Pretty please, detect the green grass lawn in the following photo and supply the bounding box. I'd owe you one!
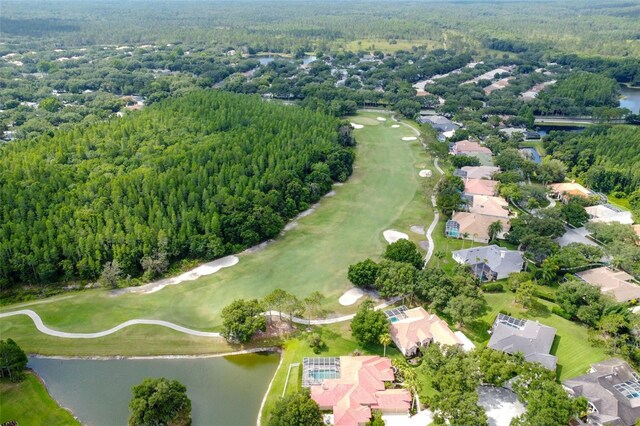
[0,372,80,425]
[0,112,435,356]
[465,291,608,381]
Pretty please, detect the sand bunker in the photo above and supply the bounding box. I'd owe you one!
[383,230,409,244]
[410,225,425,235]
[391,124,400,128]
[350,122,364,129]
[377,117,387,121]
[402,136,417,141]
[339,288,365,306]
[128,256,239,294]
[419,169,432,178]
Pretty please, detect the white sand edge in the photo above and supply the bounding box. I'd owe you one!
[391,124,400,128]
[383,229,409,244]
[126,255,239,294]
[419,169,432,177]
[339,288,365,306]
[377,117,387,121]
[350,122,364,129]
[402,136,417,141]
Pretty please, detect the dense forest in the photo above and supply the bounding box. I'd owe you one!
[1,0,639,57]
[544,125,640,194]
[0,90,354,286]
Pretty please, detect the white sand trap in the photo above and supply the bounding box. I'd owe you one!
[377,117,387,121]
[325,190,336,197]
[410,225,425,235]
[383,230,409,244]
[350,122,364,129]
[339,288,365,306]
[391,124,400,128]
[419,169,432,178]
[127,256,239,294]
[402,136,417,141]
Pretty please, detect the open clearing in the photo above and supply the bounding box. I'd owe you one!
[0,112,431,356]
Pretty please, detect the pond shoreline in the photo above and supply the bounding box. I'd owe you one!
[28,346,281,360]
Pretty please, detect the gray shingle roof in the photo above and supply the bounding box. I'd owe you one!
[488,314,557,370]
[564,359,640,426]
[452,245,523,278]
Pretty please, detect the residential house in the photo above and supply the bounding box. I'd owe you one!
[455,166,500,180]
[586,204,634,225]
[564,358,640,426]
[450,140,494,166]
[387,306,471,357]
[464,178,499,196]
[484,77,514,95]
[445,212,510,243]
[488,313,557,370]
[418,115,460,133]
[549,182,594,203]
[308,356,412,426]
[575,267,640,303]
[467,195,511,218]
[452,245,524,281]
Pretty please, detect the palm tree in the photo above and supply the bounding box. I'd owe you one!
[461,232,470,249]
[435,251,445,267]
[488,221,504,243]
[379,333,392,357]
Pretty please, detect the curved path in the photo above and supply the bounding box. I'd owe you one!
[0,296,403,339]
[434,158,444,175]
[0,309,221,339]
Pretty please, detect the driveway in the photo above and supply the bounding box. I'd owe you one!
[555,226,598,247]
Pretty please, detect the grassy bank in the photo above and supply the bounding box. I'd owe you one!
[0,372,80,425]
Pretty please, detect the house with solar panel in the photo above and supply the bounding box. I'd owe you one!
[303,356,412,426]
[487,313,557,370]
[563,359,640,426]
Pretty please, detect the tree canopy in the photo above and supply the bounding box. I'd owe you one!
[268,390,323,426]
[0,90,353,287]
[129,377,191,426]
[221,299,266,343]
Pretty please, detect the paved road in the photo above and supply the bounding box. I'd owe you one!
[0,309,222,338]
[0,296,404,339]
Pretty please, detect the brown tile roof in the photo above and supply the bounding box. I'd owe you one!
[389,307,463,356]
[575,267,640,303]
[451,212,511,242]
[451,140,492,155]
[464,178,498,196]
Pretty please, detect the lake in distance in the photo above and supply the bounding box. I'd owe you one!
[29,353,279,426]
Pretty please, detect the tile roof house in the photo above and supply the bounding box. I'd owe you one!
[467,195,511,218]
[388,307,467,357]
[445,212,510,243]
[309,356,411,426]
[575,267,640,303]
[450,140,492,156]
[564,358,640,426]
[586,204,634,225]
[488,314,557,370]
[549,182,594,202]
[464,178,499,196]
[452,245,524,281]
[455,166,500,180]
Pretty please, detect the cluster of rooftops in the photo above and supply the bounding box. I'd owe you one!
[303,307,640,426]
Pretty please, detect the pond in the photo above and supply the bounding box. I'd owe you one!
[28,352,279,426]
[620,85,640,114]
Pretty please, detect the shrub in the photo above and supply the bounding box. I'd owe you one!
[552,306,572,320]
[481,283,504,293]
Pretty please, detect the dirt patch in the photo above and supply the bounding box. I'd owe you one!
[419,241,430,251]
[410,225,425,235]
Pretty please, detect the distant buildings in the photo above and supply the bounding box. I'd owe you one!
[450,140,494,166]
[452,245,524,281]
[585,204,634,225]
[455,166,499,180]
[575,267,640,303]
[564,358,640,426]
[307,356,411,426]
[386,306,472,357]
[488,313,557,370]
[483,77,514,95]
[445,212,510,243]
[463,178,499,197]
[520,80,556,101]
[549,182,594,203]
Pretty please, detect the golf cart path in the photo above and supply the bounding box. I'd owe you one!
[0,297,402,339]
